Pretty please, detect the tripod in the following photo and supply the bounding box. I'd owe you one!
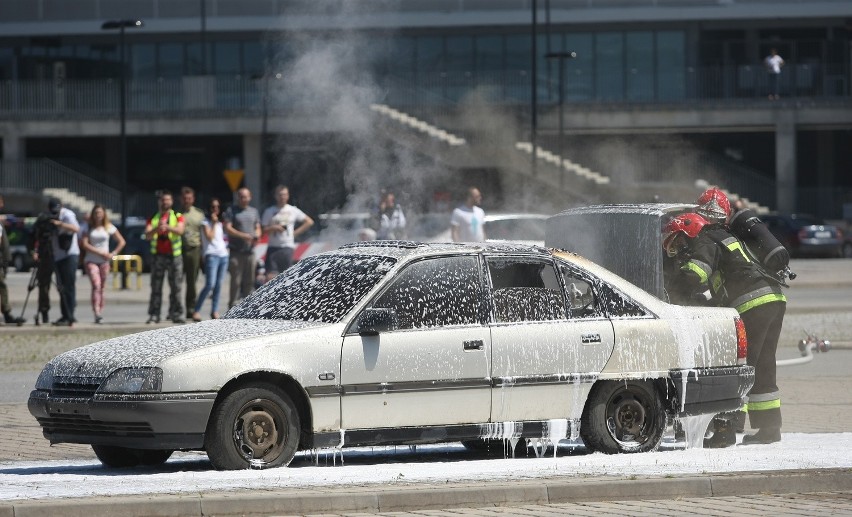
[20,224,69,326]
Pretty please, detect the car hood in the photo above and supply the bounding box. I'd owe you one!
[44,319,326,379]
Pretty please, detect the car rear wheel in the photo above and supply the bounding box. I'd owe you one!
[580,380,665,454]
[205,384,300,470]
[92,445,173,467]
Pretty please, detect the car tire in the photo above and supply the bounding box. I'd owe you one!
[580,380,665,454]
[843,242,852,259]
[12,254,27,273]
[205,383,300,470]
[92,445,173,468]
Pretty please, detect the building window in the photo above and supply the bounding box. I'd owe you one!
[657,30,685,100]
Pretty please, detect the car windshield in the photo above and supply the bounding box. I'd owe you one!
[225,254,397,322]
[791,215,824,227]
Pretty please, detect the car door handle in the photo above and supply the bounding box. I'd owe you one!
[581,333,601,344]
[464,340,484,351]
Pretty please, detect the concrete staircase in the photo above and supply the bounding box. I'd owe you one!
[370,104,467,146]
[42,187,120,221]
[514,142,610,185]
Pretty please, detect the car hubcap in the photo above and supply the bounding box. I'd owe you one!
[233,399,286,465]
[607,392,649,445]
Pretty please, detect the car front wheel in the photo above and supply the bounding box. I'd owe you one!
[205,383,300,470]
[580,380,665,454]
[92,445,173,467]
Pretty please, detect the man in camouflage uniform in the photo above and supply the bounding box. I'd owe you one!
[145,190,185,324]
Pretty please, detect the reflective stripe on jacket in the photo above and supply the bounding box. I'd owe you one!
[681,225,785,313]
[150,211,182,257]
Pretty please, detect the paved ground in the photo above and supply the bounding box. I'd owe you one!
[0,258,850,516]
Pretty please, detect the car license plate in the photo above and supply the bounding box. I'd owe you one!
[814,231,831,238]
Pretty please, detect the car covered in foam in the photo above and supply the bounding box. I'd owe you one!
[29,240,753,470]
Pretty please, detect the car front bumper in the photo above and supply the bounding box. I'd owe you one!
[668,365,755,417]
[28,389,217,450]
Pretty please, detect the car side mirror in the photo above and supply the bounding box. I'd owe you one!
[357,308,398,336]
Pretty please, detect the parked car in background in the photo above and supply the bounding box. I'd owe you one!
[760,213,843,258]
[29,241,753,470]
[120,218,152,272]
[420,212,549,245]
[2,215,36,272]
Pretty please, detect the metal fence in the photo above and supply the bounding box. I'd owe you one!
[1,63,848,119]
[0,159,121,215]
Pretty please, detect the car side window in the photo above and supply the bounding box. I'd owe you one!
[598,282,647,318]
[488,257,566,323]
[558,266,603,319]
[370,256,482,330]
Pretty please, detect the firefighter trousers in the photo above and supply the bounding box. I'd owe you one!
[740,300,786,429]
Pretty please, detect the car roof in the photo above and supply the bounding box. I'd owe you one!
[330,240,553,261]
[484,213,549,222]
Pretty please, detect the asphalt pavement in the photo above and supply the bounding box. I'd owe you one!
[0,258,850,516]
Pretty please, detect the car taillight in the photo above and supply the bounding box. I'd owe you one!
[735,317,748,365]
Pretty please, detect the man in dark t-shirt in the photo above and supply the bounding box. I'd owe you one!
[223,187,261,309]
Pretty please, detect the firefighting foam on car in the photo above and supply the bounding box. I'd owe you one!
[29,204,757,470]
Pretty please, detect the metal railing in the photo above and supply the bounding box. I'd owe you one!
[1,63,848,119]
[0,159,121,215]
[2,0,849,24]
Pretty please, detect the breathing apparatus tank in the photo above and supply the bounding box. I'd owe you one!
[728,208,791,278]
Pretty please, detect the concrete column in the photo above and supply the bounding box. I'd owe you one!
[816,131,834,216]
[2,134,25,162]
[1,134,25,188]
[775,111,797,213]
[242,133,263,208]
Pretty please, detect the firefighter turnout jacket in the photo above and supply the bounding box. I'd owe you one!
[675,223,786,430]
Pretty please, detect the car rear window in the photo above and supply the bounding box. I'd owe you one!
[225,254,397,323]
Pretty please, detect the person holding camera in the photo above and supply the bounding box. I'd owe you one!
[33,198,80,326]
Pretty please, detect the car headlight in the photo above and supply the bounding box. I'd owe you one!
[98,367,163,394]
[34,364,55,390]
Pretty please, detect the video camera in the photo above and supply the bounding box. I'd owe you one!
[33,212,59,237]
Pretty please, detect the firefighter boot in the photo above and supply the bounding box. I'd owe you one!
[741,426,781,445]
[3,311,25,326]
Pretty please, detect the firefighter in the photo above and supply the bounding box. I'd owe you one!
[663,211,786,445]
[695,186,732,224]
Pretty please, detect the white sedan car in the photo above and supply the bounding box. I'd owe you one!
[29,241,753,470]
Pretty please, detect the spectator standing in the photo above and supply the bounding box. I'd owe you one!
[224,187,261,308]
[261,185,314,282]
[46,198,80,326]
[451,187,486,242]
[0,195,25,325]
[376,190,406,240]
[180,186,205,320]
[145,190,185,324]
[81,205,125,324]
[192,198,229,321]
[764,48,784,100]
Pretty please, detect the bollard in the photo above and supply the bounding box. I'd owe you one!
[111,254,144,290]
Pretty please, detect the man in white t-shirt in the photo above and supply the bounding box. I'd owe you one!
[451,187,486,243]
[261,185,314,281]
[764,48,784,100]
